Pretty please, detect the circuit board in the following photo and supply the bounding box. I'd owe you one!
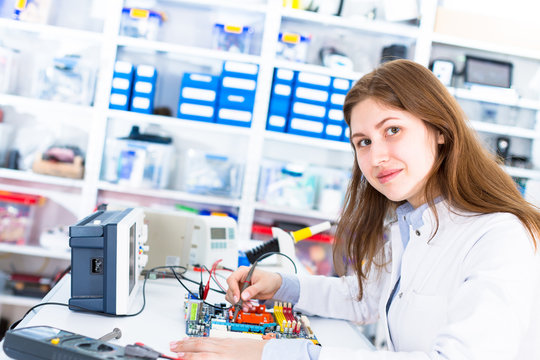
[184,295,320,345]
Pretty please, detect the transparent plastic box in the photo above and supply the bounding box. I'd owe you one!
[0,191,44,245]
[182,149,244,198]
[213,23,254,54]
[276,32,311,63]
[120,8,165,41]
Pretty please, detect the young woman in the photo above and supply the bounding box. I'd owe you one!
[170,59,540,359]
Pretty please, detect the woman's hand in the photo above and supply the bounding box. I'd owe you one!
[225,266,282,312]
[170,337,267,360]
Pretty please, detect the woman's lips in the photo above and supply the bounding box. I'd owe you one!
[377,169,402,184]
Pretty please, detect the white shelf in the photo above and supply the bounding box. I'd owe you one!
[448,87,540,111]
[281,8,420,39]
[255,202,339,221]
[107,109,252,137]
[504,166,540,181]
[98,181,242,208]
[274,59,363,80]
[0,294,41,307]
[162,0,267,13]
[0,18,103,42]
[0,168,85,188]
[432,32,540,61]
[264,131,352,152]
[470,121,539,140]
[116,36,262,64]
[0,243,70,260]
[0,93,95,122]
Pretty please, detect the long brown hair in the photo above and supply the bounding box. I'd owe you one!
[334,59,540,299]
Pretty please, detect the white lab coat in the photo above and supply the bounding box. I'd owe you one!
[294,201,540,359]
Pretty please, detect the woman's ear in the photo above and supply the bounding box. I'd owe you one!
[437,132,444,145]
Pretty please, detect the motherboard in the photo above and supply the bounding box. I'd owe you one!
[184,296,320,344]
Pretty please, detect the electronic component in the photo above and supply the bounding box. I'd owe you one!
[464,55,513,88]
[3,326,135,360]
[184,296,320,345]
[69,208,148,315]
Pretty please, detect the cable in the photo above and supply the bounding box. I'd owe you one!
[169,267,230,310]
[254,251,298,274]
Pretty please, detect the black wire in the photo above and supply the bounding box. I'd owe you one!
[254,251,298,274]
[203,265,226,293]
[169,267,229,310]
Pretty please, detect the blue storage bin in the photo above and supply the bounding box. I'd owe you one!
[287,117,324,138]
[222,61,259,79]
[342,125,350,142]
[218,88,255,110]
[326,107,345,125]
[132,80,155,97]
[329,92,346,108]
[111,76,132,96]
[109,92,130,111]
[267,114,287,132]
[295,71,331,90]
[272,82,292,99]
[221,75,257,92]
[178,101,216,122]
[293,86,330,105]
[324,123,343,141]
[114,61,134,79]
[269,96,291,116]
[131,95,153,114]
[216,107,252,127]
[331,77,352,93]
[274,68,295,85]
[290,101,326,121]
[135,64,157,82]
[181,73,220,90]
[179,85,218,106]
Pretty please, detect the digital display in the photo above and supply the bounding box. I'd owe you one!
[210,227,226,240]
[465,56,512,88]
[129,223,136,294]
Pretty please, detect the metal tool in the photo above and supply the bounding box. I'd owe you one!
[232,262,257,322]
[98,328,122,342]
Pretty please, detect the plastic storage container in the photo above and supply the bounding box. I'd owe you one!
[0,191,44,245]
[120,8,165,41]
[213,24,254,54]
[276,32,311,63]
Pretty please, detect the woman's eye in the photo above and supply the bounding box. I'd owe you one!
[358,139,371,147]
[386,127,400,136]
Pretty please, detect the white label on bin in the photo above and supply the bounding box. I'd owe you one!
[290,118,323,133]
[293,102,326,118]
[224,61,258,75]
[137,65,156,78]
[189,74,212,83]
[328,108,344,121]
[295,87,329,102]
[344,126,350,139]
[132,97,150,109]
[219,108,252,122]
[333,78,350,91]
[298,72,331,87]
[222,77,256,91]
[330,93,346,106]
[182,87,216,101]
[227,95,245,103]
[135,81,153,94]
[115,61,133,74]
[110,93,128,105]
[180,103,214,117]
[274,84,291,96]
[112,78,130,90]
[269,115,286,127]
[276,69,294,81]
[326,124,343,136]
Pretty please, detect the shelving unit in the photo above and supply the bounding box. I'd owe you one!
[1,0,540,312]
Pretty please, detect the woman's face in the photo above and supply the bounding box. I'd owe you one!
[350,98,443,208]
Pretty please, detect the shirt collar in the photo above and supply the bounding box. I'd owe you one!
[396,196,444,230]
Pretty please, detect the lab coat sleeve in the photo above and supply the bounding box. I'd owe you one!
[294,269,387,324]
[314,216,539,360]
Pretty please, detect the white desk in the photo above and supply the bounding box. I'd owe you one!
[1,273,374,359]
